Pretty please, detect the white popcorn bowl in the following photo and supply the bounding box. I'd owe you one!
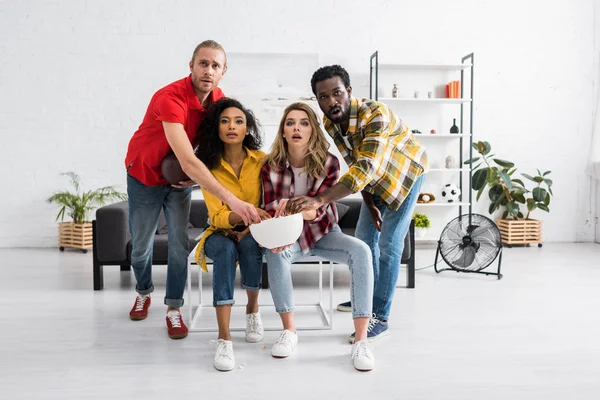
[249,213,303,249]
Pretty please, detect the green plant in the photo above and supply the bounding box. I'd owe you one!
[465,141,553,219]
[46,172,127,224]
[413,213,431,229]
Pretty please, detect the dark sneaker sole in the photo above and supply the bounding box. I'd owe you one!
[168,333,188,340]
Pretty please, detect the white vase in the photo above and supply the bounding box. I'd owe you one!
[416,228,428,238]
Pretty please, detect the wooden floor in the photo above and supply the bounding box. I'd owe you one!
[0,243,599,399]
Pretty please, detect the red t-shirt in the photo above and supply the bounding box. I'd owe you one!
[125,75,225,186]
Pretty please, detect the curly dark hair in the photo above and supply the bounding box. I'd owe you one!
[310,65,351,95]
[196,98,263,170]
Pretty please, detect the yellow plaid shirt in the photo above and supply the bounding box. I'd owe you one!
[324,97,429,211]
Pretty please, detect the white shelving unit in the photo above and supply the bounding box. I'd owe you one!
[379,98,471,104]
[369,51,475,241]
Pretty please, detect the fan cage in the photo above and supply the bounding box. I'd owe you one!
[438,214,502,272]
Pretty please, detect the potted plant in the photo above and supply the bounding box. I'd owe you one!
[465,141,553,247]
[46,172,127,253]
[413,213,431,238]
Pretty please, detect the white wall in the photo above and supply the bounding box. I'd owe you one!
[0,0,596,247]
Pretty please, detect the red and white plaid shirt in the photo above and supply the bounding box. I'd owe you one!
[261,153,340,253]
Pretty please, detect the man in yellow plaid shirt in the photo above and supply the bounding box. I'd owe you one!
[288,65,428,345]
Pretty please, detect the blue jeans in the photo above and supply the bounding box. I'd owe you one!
[127,174,192,308]
[355,174,426,320]
[204,232,263,307]
[265,225,373,318]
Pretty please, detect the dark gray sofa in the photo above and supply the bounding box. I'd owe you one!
[92,198,415,290]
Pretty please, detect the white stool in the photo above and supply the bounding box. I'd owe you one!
[186,243,334,332]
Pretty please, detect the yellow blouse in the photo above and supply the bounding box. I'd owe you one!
[195,148,266,271]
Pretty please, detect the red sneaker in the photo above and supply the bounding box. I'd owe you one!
[166,310,188,339]
[129,295,151,320]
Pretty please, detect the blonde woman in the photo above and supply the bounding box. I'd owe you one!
[261,102,375,371]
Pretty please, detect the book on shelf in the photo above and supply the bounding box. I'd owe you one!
[446,80,461,99]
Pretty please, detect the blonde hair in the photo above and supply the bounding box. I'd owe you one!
[191,40,227,66]
[266,102,330,179]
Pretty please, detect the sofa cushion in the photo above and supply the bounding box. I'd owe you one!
[335,201,350,221]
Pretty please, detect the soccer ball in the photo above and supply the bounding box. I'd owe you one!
[440,184,461,203]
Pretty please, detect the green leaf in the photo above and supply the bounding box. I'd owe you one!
[502,210,509,219]
[493,159,515,169]
[472,168,489,191]
[488,184,503,202]
[543,170,551,176]
[512,178,525,187]
[532,187,547,202]
[507,168,517,176]
[537,169,542,176]
[534,176,544,183]
[548,186,553,196]
[472,163,482,170]
[513,192,526,203]
[498,171,513,190]
[464,157,480,165]
[482,141,492,155]
[506,202,519,217]
[527,198,537,211]
[544,193,550,206]
[476,185,485,201]
[522,173,536,182]
[489,202,497,215]
[517,212,524,218]
[537,204,549,212]
[543,178,553,187]
[472,142,480,151]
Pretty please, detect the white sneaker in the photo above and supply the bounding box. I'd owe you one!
[351,340,375,371]
[213,339,235,371]
[271,329,298,358]
[245,312,264,343]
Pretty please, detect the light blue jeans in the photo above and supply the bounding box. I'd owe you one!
[355,174,425,320]
[127,174,192,308]
[265,225,373,318]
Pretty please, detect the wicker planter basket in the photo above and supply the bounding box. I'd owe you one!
[59,222,93,253]
[496,218,543,248]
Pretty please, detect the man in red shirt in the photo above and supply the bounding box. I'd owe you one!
[125,40,261,340]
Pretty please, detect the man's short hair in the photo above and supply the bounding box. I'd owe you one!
[310,65,351,95]
[191,40,227,66]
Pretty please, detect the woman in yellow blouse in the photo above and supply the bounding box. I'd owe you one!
[195,98,270,372]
